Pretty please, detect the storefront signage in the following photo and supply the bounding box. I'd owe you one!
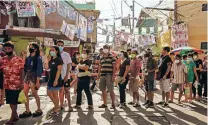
[77,14,87,41]
[63,40,80,47]
[43,0,57,14]
[16,2,36,17]
[171,23,188,49]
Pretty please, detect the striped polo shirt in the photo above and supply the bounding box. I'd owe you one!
[171,63,187,84]
[100,54,116,76]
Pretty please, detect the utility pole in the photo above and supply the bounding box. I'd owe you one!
[174,0,178,24]
[131,0,135,34]
[121,0,123,18]
[112,15,116,49]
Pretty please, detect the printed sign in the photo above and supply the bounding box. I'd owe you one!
[77,14,87,41]
[63,40,80,47]
[171,23,188,49]
[65,24,75,41]
[43,1,56,14]
[16,2,36,17]
[57,1,67,17]
[60,20,67,34]
[44,38,54,46]
[87,16,94,33]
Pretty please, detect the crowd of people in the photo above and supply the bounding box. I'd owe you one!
[0,41,207,125]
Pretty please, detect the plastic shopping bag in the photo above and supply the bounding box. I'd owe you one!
[184,84,190,94]
[18,90,27,103]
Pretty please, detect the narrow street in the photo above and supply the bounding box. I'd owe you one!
[0,84,207,125]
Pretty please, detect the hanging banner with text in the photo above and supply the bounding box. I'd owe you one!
[77,14,87,41]
[60,21,76,41]
[43,0,57,15]
[16,2,36,17]
[171,23,188,49]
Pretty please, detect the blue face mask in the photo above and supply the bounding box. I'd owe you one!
[59,46,64,52]
[187,58,193,61]
[50,51,57,57]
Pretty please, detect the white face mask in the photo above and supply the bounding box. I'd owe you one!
[103,49,109,54]
[175,60,180,64]
[81,54,87,59]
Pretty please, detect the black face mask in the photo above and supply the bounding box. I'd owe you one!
[29,48,35,53]
[5,51,13,56]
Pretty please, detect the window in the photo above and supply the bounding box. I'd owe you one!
[201,42,207,50]
[202,4,207,11]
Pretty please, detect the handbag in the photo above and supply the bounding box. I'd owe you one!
[18,90,27,103]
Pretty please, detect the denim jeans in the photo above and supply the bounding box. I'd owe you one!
[118,78,129,104]
[76,76,93,105]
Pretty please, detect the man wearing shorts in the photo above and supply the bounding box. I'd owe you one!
[170,54,187,104]
[98,45,116,109]
[157,47,172,107]
[56,40,73,112]
[0,43,24,124]
[143,52,157,108]
[129,50,141,107]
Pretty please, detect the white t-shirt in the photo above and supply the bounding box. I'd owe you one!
[61,51,72,79]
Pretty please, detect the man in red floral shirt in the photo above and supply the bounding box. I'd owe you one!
[0,42,24,125]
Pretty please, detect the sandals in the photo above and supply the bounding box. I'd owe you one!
[19,111,32,118]
[32,110,43,117]
[49,111,59,116]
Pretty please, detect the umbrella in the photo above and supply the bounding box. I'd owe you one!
[171,46,204,55]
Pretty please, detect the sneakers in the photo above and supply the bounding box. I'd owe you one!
[110,105,116,109]
[145,102,154,108]
[32,110,43,117]
[162,102,169,107]
[19,111,32,118]
[73,105,81,109]
[98,104,107,108]
[133,103,140,107]
[119,103,126,109]
[143,100,150,106]
[128,102,134,105]
[87,105,94,110]
[157,101,165,105]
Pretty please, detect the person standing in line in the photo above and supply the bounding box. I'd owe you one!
[74,49,93,109]
[47,46,63,116]
[202,55,207,98]
[19,43,43,118]
[91,49,103,91]
[143,52,158,108]
[56,40,73,112]
[98,45,116,109]
[157,47,172,107]
[71,51,80,94]
[0,44,5,106]
[183,53,198,103]
[193,52,203,100]
[117,51,130,108]
[170,54,187,104]
[0,43,24,124]
[127,49,132,57]
[128,50,141,107]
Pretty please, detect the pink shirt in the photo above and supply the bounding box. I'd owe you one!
[130,59,141,78]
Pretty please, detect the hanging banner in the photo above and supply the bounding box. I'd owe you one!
[66,6,76,20]
[43,1,56,14]
[87,16,94,33]
[63,40,80,47]
[57,1,67,17]
[65,24,75,41]
[3,1,16,15]
[60,20,67,33]
[44,38,54,46]
[171,23,188,49]
[16,2,36,17]
[77,14,87,41]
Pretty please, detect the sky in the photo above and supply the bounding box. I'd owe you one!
[94,0,174,43]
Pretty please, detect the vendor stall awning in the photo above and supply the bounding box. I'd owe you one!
[5,27,92,43]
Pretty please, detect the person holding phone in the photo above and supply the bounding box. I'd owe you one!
[19,43,43,118]
[47,46,63,116]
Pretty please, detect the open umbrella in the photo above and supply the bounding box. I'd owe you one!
[171,46,204,55]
